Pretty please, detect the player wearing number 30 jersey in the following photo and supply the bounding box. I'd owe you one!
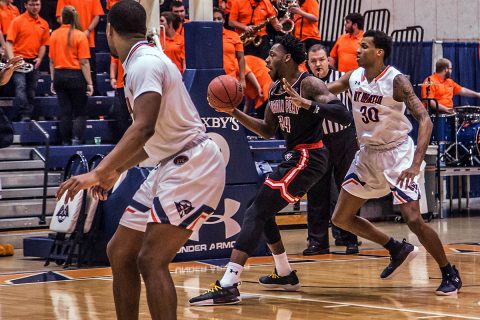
[323,30,461,296]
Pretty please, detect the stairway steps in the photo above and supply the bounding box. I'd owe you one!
[0,160,44,171]
[0,147,34,161]
[0,172,62,188]
[0,199,56,218]
[1,187,57,199]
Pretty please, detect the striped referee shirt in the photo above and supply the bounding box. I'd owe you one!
[320,69,352,135]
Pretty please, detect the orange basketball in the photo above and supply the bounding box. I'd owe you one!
[207,75,244,111]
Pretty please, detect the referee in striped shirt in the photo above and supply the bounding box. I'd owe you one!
[303,44,359,255]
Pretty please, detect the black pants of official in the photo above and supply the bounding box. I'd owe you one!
[235,146,329,256]
[306,126,359,246]
[53,69,88,145]
[110,88,132,142]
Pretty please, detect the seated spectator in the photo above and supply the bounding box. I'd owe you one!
[49,6,93,145]
[160,11,185,74]
[329,12,364,72]
[421,58,480,114]
[6,0,49,121]
[213,8,245,89]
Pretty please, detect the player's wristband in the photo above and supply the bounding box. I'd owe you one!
[308,99,342,114]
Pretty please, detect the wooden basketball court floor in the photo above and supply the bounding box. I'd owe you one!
[0,216,479,319]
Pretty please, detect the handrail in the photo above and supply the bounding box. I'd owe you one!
[30,120,50,225]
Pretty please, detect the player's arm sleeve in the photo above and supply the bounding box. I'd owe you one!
[308,99,352,125]
[127,55,164,101]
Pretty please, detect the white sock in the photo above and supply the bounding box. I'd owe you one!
[273,252,292,276]
[220,262,244,287]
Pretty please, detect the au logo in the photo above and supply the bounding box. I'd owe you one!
[175,200,194,218]
[56,205,69,223]
[190,198,241,242]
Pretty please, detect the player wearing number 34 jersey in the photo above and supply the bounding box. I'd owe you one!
[307,30,461,296]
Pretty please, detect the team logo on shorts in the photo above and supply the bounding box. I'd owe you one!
[56,205,69,223]
[408,182,419,194]
[174,155,189,165]
[175,200,195,218]
[284,152,293,161]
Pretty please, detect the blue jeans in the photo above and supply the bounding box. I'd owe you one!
[13,69,40,119]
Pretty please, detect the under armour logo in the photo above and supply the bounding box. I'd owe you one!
[229,269,239,275]
[56,205,69,223]
[355,81,361,85]
[190,198,241,242]
[175,200,194,218]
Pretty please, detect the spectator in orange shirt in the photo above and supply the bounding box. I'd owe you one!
[421,58,480,114]
[6,0,49,121]
[0,0,19,54]
[56,0,104,94]
[160,11,185,73]
[243,54,271,117]
[329,12,364,72]
[110,56,131,142]
[171,1,189,37]
[49,6,93,145]
[289,0,321,51]
[213,8,246,89]
[229,0,282,59]
[106,0,120,10]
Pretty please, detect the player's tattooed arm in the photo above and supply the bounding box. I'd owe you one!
[283,76,352,125]
[228,83,279,139]
[393,74,433,188]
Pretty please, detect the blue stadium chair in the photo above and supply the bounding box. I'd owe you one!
[36,74,52,96]
[95,32,109,53]
[96,52,111,74]
[39,47,50,72]
[87,96,114,118]
[97,16,107,33]
[96,73,114,96]
[34,96,59,118]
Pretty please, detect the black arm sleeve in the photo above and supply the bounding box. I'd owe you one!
[308,99,352,126]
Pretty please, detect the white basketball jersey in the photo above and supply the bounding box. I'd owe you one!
[349,66,412,146]
[123,41,205,162]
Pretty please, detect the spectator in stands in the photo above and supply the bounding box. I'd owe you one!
[110,56,131,142]
[243,54,270,118]
[421,58,480,114]
[228,0,282,59]
[170,1,188,37]
[49,5,93,145]
[290,0,321,51]
[106,0,120,10]
[160,11,185,74]
[0,0,19,55]
[329,12,364,72]
[6,0,49,121]
[56,0,104,95]
[303,44,359,255]
[213,8,246,90]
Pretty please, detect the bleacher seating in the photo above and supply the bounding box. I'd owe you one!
[96,73,114,96]
[95,52,111,74]
[36,74,52,97]
[95,32,109,52]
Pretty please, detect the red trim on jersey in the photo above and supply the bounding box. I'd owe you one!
[375,65,391,81]
[125,207,136,214]
[293,140,324,150]
[187,213,208,231]
[124,41,156,66]
[361,72,365,82]
[264,149,309,204]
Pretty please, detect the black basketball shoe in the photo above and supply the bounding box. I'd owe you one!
[381,239,419,279]
[189,280,241,306]
[258,269,301,291]
[435,265,462,296]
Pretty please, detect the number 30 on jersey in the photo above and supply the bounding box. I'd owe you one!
[360,106,379,124]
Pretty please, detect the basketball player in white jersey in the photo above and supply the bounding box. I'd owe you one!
[56,1,225,319]
[285,30,461,295]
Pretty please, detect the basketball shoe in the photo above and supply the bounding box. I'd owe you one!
[189,280,241,306]
[258,269,301,291]
[435,265,462,296]
[381,239,419,279]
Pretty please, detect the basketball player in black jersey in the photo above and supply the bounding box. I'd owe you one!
[189,34,352,306]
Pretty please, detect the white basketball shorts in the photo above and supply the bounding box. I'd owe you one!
[341,137,421,205]
[120,139,226,232]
